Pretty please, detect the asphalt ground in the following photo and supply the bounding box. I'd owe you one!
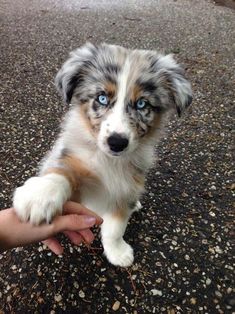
[0,0,234,313]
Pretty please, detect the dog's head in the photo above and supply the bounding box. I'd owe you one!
[55,43,192,157]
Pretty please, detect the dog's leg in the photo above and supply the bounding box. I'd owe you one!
[101,210,134,267]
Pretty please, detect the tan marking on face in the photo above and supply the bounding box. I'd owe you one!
[79,103,95,135]
[131,84,142,103]
[104,81,117,99]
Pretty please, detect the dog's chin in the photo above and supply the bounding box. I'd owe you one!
[105,149,126,158]
[99,144,128,158]
[109,151,125,157]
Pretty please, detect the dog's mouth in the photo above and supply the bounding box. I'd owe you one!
[109,150,126,157]
[104,147,128,158]
[99,143,128,158]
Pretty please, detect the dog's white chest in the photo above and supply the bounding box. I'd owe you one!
[79,158,143,215]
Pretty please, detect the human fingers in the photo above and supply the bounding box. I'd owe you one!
[63,230,83,246]
[63,201,103,225]
[78,229,95,244]
[53,214,96,233]
[42,238,63,255]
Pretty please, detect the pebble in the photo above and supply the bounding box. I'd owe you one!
[38,246,43,252]
[215,291,222,298]
[112,300,120,311]
[73,281,79,289]
[190,297,197,305]
[114,285,121,291]
[79,290,85,298]
[230,183,235,190]
[215,246,223,254]
[209,247,215,254]
[206,278,212,285]
[130,299,135,306]
[159,252,166,259]
[54,294,62,302]
[151,289,163,296]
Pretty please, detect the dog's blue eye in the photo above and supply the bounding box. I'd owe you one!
[98,94,108,106]
[136,99,147,110]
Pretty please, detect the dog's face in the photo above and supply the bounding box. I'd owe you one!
[56,43,192,157]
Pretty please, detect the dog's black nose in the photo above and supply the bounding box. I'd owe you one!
[107,133,129,153]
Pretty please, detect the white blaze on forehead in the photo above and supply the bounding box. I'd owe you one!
[116,57,131,108]
[106,58,131,135]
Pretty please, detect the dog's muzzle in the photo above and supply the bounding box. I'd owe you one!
[107,133,129,153]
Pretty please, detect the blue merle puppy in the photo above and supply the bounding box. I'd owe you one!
[13,43,192,267]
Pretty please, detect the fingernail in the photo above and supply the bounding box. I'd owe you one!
[85,216,96,225]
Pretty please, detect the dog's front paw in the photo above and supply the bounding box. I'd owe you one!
[13,174,71,225]
[103,239,134,267]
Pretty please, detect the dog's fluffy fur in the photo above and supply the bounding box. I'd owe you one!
[13,43,192,267]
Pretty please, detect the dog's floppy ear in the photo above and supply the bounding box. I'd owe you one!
[55,43,97,104]
[154,54,192,116]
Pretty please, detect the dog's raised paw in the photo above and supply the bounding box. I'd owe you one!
[13,174,71,225]
[104,239,134,267]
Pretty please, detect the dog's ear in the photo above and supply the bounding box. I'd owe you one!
[55,43,97,104]
[153,54,192,116]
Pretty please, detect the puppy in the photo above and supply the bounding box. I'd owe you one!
[13,43,192,267]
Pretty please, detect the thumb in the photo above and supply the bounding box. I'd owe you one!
[52,214,96,233]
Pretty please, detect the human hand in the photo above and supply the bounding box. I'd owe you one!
[0,201,103,254]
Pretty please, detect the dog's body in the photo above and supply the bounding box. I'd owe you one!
[13,43,192,267]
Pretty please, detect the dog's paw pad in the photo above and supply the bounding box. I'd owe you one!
[104,239,134,267]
